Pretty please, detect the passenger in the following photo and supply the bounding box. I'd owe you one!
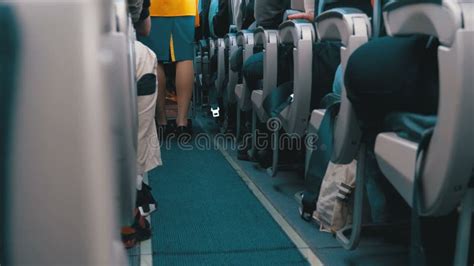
[232,0,256,31]
[254,0,291,29]
[345,35,439,134]
[133,0,152,37]
[241,0,291,93]
[140,0,200,135]
[135,40,162,184]
[122,1,162,249]
[228,0,256,73]
[121,40,163,248]
[212,0,231,37]
[287,0,314,21]
[128,0,145,24]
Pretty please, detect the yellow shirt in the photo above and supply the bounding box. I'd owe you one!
[150,0,199,17]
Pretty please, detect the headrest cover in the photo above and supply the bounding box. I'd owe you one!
[383,0,462,46]
[316,8,371,45]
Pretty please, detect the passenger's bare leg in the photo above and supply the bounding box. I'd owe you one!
[156,62,167,125]
[175,60,194,127]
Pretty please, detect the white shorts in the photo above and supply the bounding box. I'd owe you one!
[135,41,162,175]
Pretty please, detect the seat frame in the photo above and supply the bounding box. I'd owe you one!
[374,1,474,264]
[234,30,255,139]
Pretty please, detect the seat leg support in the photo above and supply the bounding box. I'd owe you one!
[236,108,241,140]
[336,143,366,250]
[454,188,473,266]
[267,129,280,177]
[248,109,257,159]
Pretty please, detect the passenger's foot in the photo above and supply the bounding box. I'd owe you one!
[136,183,157,217]
[237,146,253,161]
[157,124,175,141]
[176,126,193,138]
[255,149,272,169]
[121,211,151,249]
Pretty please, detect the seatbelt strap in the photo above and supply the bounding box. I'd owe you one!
[410,128,434,266]
[262,81,294,117]
[306,100,340,195]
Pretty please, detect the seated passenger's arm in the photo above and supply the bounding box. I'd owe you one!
[136,16,151,37]
[287,0,315,22]
[213,0,231,37]
[128,0,144,24]
[134,0,151,36]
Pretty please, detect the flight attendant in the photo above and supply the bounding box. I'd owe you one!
[141,0,199,136]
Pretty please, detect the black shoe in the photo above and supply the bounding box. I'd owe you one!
[238,149,252,161]
[136,183,157,216]
[157,124,175,141]
[237,144,254,161]
[256,149,272,169]
[176,126,193,141]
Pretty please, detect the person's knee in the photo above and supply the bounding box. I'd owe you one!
[230,47,243,72]
[243,52,264,82]
[332,65,343,96]
[345,36,439,122]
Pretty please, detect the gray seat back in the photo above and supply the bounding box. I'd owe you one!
[316,8,371,164]
[101,4,138,226]
[384,0,474,215]
[254,27,279,101]
[225,33,238,104]
[5,1,131,264]
[216,38,226,96]
[278,20,315,135]
[236,30,255,110]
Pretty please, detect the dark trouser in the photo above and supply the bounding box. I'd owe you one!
[340,35,440,226]
[242,52,264,92]
[241,43,294,94]
[345,35,439,131]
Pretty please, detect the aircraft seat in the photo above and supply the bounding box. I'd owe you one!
[224,32,239,106]
[234,30,256,138]
[373,1,473,263]
[4,0,134,264]
[276,19,316,136]
[305,8,371,181]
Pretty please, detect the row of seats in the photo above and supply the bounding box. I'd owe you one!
[194,0,473,264]
[2,0,140,264]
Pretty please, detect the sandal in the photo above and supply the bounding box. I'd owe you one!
[121,210,152,249]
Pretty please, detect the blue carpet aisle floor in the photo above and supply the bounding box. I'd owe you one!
[148,125,309,266]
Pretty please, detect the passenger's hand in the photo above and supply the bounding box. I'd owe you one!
[288,11,315,22]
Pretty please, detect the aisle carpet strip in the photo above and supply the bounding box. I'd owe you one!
[149,125,309,265]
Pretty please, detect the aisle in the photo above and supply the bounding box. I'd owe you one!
[148,126,309,266]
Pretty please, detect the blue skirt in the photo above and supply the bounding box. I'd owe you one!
[139,16,195,63]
